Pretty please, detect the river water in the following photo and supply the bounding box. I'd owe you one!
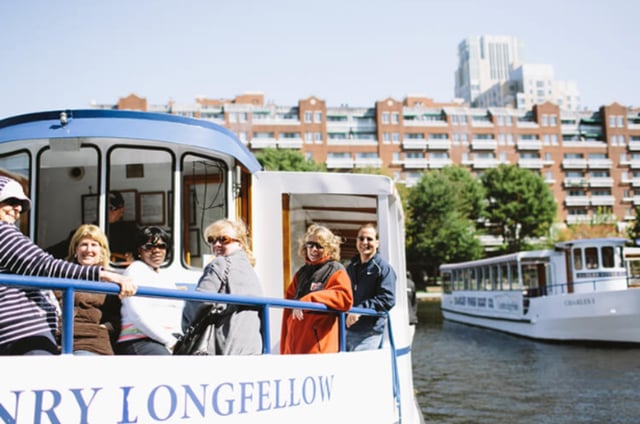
[412,298,640,424]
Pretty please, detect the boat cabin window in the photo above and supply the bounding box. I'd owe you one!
[181,154,228,268]
[500,263,509,290]
[38,146,101,253]
[573,248,584,270]
[108,147,173,265]
[585,247,598,269]
[0,151,31,235]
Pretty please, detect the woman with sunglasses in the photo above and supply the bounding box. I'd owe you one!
[0,176,135,356]
[280,224,353,354]
[345,223,396,351]
[116,226,184,355]
[181,219,263,355]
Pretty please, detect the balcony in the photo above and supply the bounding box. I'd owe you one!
[403,159,428,169]
[427,158,453,169]
[628,141,640,151]
[427,139,452,150]
[565,196,590,207]
[588,177,614,187]
[562,159,587,169]
[326,158,354,169]
[472,158,500,169]
[250,138,278,149]
[563,178,588,188]
[566,215,591,225]
[354,158,383,169]
[402,140,427,150]
[516,140,542,150]
[588,159,612,169]
[471,140,497,150]
[517,159,543,169]
[590,196,616,206]
[277,139,304,149]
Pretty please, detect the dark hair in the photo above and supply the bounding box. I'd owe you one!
[135,226,171,259]
[109,191,125,209]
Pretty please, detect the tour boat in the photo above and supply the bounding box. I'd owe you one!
[439,237,640,344]
[0,109,424,423]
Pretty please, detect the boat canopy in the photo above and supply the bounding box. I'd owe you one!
[0,109,262,173]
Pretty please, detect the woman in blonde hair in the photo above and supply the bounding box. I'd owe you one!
[280,224,353,354]
[181,219,263,355]
[60,224,133,355]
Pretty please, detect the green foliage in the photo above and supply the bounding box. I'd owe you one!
[627,205,640,245]
[255,148,325,171]
[406,166,485,281]
[481,164,557,252]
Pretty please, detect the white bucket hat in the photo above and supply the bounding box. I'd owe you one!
[0,176,31,211]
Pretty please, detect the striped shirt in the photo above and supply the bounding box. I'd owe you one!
[0,222,101,347]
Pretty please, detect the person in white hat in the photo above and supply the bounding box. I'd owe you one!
[0,176,137,355]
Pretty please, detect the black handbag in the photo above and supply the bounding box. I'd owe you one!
[173,304,225,355]
[173,258,230,355]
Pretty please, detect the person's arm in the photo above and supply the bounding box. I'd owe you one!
[99,270,136,298]
[358,261,396,312]
[0,224,99,280]
[301,268,353,312]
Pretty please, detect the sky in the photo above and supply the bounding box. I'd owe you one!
[1,0,638,119]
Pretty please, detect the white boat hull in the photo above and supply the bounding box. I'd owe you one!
[441,289,640,343]
[0,349,423,423]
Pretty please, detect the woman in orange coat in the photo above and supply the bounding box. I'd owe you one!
[280,224,353,354]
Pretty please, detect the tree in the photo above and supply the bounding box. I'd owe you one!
[627,205,640,246]
[481,165,557,252]
[406,166,485,285]
[255,148,325,171]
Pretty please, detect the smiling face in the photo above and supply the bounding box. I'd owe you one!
[138,239,167,270]
[74,236,103,266]
[0,198,24,225]
[305,237,325,262]
[356,226,379,262]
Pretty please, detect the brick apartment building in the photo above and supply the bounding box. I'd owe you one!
[104,93,640,231]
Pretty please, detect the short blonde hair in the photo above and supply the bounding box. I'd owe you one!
[204,218,256,266]
[67,224,111,268]
[298,223,342,261]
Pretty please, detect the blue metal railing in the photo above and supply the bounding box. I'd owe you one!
[0,272,404,421]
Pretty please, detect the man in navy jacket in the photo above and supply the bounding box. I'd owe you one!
[345,223,396,351]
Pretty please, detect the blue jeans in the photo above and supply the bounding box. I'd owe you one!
[74,350,100,356]
[346,329,383,351]
[116,339,170,355]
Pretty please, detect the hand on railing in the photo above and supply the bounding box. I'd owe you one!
[99,270,136,298]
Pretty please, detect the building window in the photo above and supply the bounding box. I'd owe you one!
[305,132,314,144]
[382,112,390,124]
[392,133,400,144]
[315,132,323,144]
[304,111,312,123]
[391,112,400,124]
[314,111,322,123]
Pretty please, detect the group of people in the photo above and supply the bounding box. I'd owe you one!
[0,175,399,357]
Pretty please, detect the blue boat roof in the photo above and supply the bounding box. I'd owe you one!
[0,109,262,173]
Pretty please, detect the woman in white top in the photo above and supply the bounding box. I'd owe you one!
[116,226,183,355]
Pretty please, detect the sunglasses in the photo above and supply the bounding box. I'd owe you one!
[305,241,324,250]
[142,243,167,250]
[207,235,238,245]
[358,236,375,242]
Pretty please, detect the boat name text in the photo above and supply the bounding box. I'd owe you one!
[0,374,335,423]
